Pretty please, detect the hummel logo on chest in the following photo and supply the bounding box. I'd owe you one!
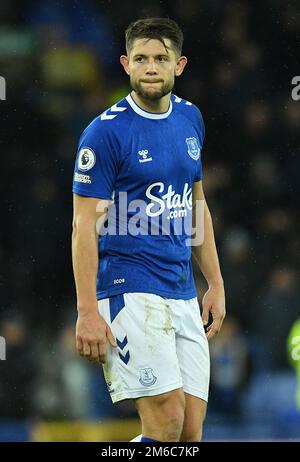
[138,149,152,163]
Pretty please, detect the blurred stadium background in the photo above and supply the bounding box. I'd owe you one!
[0,0,300,442]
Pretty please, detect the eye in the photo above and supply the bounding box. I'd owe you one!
[158,56,168,62]
[135,56,144,62]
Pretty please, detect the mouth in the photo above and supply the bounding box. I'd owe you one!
[141,80,162,84]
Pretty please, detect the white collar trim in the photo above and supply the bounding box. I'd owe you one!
[126,93,172,119]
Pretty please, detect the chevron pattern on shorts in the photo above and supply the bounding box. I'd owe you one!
[116,335,130,365]
[116,336,128,350]
[119,350,130,365]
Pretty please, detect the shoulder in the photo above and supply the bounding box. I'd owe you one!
[80,96,132,143]
[171,94,205,132]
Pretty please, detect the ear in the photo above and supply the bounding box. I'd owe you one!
[175,56,188,77]
[120,55,130,75]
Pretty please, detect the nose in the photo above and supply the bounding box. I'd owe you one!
[146,58,158,74]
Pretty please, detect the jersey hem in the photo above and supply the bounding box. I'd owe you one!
[97,286,197,301]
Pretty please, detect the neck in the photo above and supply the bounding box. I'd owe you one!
[131,91,171,113]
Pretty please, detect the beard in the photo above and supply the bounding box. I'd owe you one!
[131,76,174,101]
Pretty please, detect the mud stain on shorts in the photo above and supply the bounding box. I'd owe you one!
[163,303,173,336]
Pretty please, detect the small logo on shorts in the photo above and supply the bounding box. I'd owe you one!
[107,381,115,393]
[139,368,157,386]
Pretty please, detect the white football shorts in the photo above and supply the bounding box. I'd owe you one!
[98,292,210,403]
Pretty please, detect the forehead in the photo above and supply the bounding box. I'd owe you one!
[130,38,175,56]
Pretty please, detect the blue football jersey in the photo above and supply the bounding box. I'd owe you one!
[72,93,205,300]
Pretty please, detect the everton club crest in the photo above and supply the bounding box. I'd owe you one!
[186,137,200,161]
[139,368,157,387]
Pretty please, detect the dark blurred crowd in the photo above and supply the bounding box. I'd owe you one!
[0,0,299,423]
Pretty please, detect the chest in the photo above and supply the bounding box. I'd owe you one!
[118,118,202,187]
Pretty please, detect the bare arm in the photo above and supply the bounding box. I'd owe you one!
[72,194,116,363]
[192,181,226,340]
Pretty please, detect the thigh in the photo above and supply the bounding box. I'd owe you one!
[135,388,186,442]
[181,393,207,442]
[98,292,183,403]
[135,388,185,420]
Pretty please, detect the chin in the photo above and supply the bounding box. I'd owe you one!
[143,90,164,100]
[135,87,163,101]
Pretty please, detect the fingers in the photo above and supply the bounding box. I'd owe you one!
[90,342,100,361]
[76,337,104,363]
[76,321,117,364]
[206,317,224,341]
[201,304,210,327]
[107,326,117,348]
[85,343,104,364]
[77,338,92,358]
[81,342,106,363]
[98,340,107,364]
[76,336,83,356]
[206,323,218,341]
[201,291,212,327]
[96,326,117,363]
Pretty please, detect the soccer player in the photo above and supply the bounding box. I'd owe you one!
[72,18,226,442]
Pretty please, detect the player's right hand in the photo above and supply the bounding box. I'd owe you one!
[76,308,117,364]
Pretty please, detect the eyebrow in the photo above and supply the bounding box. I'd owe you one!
[132,53,170,58]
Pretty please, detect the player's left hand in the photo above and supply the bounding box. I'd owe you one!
[201,283,226,341]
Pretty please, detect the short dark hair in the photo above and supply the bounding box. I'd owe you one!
[125,17,184,57]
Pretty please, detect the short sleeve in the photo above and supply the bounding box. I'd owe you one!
[72,117,119,200]
[193,106,205,182]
